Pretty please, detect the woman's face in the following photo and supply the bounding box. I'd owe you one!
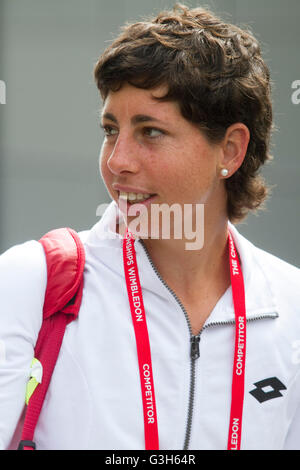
[99,82,226,235]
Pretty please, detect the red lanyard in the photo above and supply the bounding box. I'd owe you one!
[227,230,246,450]
[123,229,159,450]
[123,227,246,450]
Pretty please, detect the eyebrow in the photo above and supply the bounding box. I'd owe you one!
[100,112,166,126]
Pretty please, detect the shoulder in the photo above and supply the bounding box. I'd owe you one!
[0,227,91,276]
[242,234,300,319]
[0,227,91,338]
[0,238,47,282]
[251,243,300,287]
[231,222,299,288]
[77,229,91,244]
[231,222,300,320]
[0,227,92,281]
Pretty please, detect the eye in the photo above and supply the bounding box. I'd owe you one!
[100,124,118,137]
[100,124,165,140]
[143,127,165,139]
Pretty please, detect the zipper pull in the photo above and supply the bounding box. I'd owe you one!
[190,335,200,360]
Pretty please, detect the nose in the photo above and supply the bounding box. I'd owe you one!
[105,133,140,176]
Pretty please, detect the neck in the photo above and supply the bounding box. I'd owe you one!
[139,214,231,302]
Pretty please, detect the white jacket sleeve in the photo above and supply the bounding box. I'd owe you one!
[0,240,47,449]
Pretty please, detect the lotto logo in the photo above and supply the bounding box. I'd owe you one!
[249,377,286,403]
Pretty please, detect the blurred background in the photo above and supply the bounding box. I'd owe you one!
[0,0,299,266]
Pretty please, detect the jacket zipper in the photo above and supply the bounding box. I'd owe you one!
[182,313,279,449]
[138,239,200,449]
[138,239,278,450]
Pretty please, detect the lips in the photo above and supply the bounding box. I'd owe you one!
[117,192,157,211]
[112,183,156,195]
[119,191,154,203]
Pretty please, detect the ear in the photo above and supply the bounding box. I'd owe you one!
[218,123,250,178]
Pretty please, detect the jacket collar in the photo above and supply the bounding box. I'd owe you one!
[87,201,279,324]
[205,221,279,325]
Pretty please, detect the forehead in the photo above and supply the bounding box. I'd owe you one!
[101,82,180,122]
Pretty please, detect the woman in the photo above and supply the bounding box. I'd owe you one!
[1,3,300,450]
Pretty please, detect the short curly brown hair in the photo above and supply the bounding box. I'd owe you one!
[94,3,274,223]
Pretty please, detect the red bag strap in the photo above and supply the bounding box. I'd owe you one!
[18,228,85,450]
[39,227,86,320]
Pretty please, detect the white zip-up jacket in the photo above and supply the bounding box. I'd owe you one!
[0,201,300,450]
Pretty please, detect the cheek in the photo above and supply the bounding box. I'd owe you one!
[99,148,111,187]
[99,144,108,173]
[99,152,105,178]
[176,147,217,200]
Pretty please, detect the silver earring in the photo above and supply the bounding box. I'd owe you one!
[221,168,229,177]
